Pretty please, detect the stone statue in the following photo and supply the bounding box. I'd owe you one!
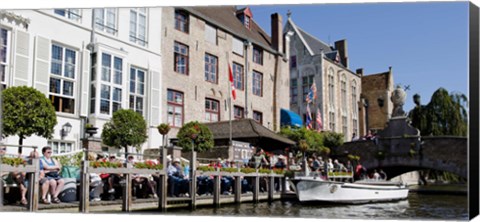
[391,85,406,117]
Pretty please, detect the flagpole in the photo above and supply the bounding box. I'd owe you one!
[227,52,232,147]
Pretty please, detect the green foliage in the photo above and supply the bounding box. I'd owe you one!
[2,86,57,151]
[279,126,329,154]
[272,169,285,175]
[347,154,360,161]
[177,121,214,152]
[1,156,27,166]
[258,168,271,174]
[133,160,163,170]
[327,172,353,177]
[240,168,256,174]
[220,167,238,173]
[90,160,123,168]
[54,152,84,167]
[323,131,344,150]
[409,88,467,136]
[197,166,216,172]
[101,109,148,153]
[157,123,171,135]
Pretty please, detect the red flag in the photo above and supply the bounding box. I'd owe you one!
[229,64,236,100]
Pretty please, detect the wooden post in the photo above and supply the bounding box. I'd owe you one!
[281,176,287,195]
[122,164,132,212]
[268,175,274,202]
[213,175,220,207]
[0,156,3,208]
[253,175,259,203]
[158,148,168,211]
[234,176,241,203]
[28,158,40,211]
[189,151,196,210]
[79,160,90,213]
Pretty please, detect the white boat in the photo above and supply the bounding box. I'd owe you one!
[290,173,409,204]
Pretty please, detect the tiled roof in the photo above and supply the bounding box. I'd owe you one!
[182,6,275,53]
[296,27,334,55]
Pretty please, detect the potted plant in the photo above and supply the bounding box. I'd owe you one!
[85,123,98,137]
[157,123,171,136]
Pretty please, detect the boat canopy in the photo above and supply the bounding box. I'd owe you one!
[280,109,303,128]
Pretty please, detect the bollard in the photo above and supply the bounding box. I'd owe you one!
[253,176,259,203]
[122,164,132,212]
[234,176,241,203]
[28,158,40,211]
[158,148,168,211]
[189,151,197,210]
[268,175,274,202]
[213,175,221,207]
[79,160,90,213]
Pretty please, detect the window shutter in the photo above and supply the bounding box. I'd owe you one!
[13,30,30,86]
[205,24,216,44]
[232,37,243,56]
[80,50,90,117]
[150,70,160,126]
[33,35,50,95]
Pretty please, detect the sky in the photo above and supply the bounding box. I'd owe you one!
[248,2,469,111]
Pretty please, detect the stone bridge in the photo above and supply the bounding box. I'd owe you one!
[335,118,467,179]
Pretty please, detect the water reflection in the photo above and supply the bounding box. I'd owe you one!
[157,193,467,220]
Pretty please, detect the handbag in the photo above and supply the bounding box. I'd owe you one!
[46,171,60,178]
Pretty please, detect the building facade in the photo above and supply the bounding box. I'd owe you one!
[0,8,163,155]
[160,6,290,141]
[359,68,394,135]
[284,16,362,141]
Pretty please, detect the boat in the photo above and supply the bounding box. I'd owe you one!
[290,171,409,204]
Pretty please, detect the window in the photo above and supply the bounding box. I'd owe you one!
[353,119,358,139]
[174,42,189,75]
[329,111,335,131]
[342,116,347,137]
[351,81,357,113]
[54,9,81,21]
[253,46,263,65]
[252,71,263,97]
[205,98,219,122]
[205,24,217,45]
[94,8,117,35]
[341,75,347,110]
[253,111,262,124]
[244,16,250,29]
[290,55,296,68]
[234,106,244,120]
[174,10,189,33]
[204,54,218,83]
[232,63,244,90]
[167,90,183,127]
[49,44,76,114]
[328,68,335,106]
[130,8,147,46]
[302,75,314,101]
[0,28,9,90]
[232,37,244,56]
[290,78,297,104]
[129,67,145,115]
[49,141,74,154]
[100,53,123,115]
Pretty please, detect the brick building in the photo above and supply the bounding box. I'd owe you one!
[161,6,290,141]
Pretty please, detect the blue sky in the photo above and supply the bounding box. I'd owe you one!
[248,2,469,111]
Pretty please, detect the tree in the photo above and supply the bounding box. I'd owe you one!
[2,86,57,154]
[177,121,214,152]
[409,88,467,136]
[101,109,148,159]
[278,126,331,155]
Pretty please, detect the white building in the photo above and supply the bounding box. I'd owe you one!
[0,8,163,156]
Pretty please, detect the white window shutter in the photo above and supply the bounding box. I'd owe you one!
[205,24,216,44]
[80,50,90,117]
[232,37,243,56]
[150,70,160,126]
[13,30,30,86]
[33,36,50,95]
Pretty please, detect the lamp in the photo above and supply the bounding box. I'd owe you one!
[61,122,72,138]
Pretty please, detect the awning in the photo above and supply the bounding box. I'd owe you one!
[280,109,303,128]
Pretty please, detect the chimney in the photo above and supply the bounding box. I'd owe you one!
[356,68,363,76]
[334,39,348,68]
[271,13,283,53]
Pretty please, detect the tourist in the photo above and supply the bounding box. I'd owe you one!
[327,158,334,172]
[364,129,374,140]
[379,169,387,180]
[39,146,65,204]
[317,157,325,172]
[128,156,157,198]
[345,160,353,172]
[355,162,366,180]
[351,132,358,141]
[167,158,189,197]
[274,157,286,169]
[311,156,321,172]
[373,169,381,180]
[252,148,268,169]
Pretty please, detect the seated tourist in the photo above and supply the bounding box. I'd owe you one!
[167,158,189,197]
[39,146,64,204]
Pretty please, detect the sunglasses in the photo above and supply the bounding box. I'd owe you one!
[46,151,52,154]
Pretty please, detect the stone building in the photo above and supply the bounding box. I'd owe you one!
[0,8,163,155]
[359,68,394,135]
[284,16,362,141]
[160,6,290,141]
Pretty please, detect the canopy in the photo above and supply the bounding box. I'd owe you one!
[280,109,303,128]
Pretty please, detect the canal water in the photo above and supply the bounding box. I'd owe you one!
[157,192,468,220]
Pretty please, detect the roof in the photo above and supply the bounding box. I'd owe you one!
[362,71,392,91]
[204,119,295,147]
[182,6,275,53]
[297,27,334,55]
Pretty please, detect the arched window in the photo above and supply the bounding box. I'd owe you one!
[351,80,357,113]
[341,74,347,111]
[328,68,335,106]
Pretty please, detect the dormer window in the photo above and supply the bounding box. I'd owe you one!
[174,10,189,34]
[236,7,253,30]
[244,15,250,29]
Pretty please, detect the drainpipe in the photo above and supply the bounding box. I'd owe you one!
[244,40,251,118]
